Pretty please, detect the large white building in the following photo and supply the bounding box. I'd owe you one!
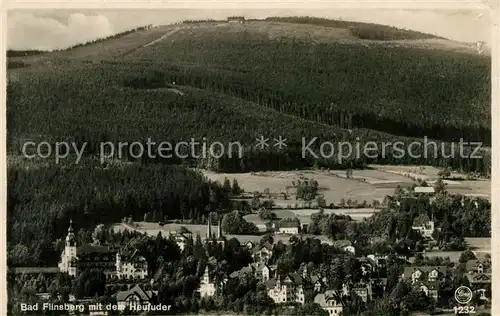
[58,220,148,279]
[266,272,305,304]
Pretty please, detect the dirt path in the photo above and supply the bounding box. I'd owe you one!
[143,27,181,48]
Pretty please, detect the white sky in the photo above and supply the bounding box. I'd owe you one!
[7,9,492,50]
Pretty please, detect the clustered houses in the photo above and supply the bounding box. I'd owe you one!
[401,266,447,300]
[58,220,148,279]
[466,259,492,301]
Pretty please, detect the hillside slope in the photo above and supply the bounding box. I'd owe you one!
[7,18,491,173]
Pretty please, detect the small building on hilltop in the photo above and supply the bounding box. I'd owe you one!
[227,16,245,23]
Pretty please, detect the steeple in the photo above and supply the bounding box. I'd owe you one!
[65,219,76,246]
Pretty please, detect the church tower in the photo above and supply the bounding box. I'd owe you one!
[59,219,78,276]
[65,219,77,255]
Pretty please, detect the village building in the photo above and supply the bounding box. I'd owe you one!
[266,272,305,304]
[278,218,300,235]
[58,220,148,279]
[114,285,158,311]
[366,254,388,267]
[116,249,148,280]
[252,242,273,264]
[198,265,227,298]
[342,281,373,303]
[254,263,274,282]
[301,266,327,292]
[333,240,355,254]
[245,241,255,250]
[313,290,343,315]
[411,214,435,238]
[402,266,447,284]
[169,229,192,251]
[402,266,447,301]
[414,186,435,194]
[413,282,439,300]
[466,259,491,301]
[227,16,245,23]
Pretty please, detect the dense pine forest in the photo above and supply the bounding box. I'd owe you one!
[7,157,232,266]
[6,17,491,265]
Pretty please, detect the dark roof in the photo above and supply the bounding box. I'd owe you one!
[229,265,255,279]
[279,219,300,228]
[466,259,491,272]
[254,242,273,253]
[265,278,277,289]
[77,245,117,255]
[333,240,352,248]
[412,214,431,227]
[314,290,342,307]
[9,267,60,274]
[114,285,155,302]
[414,281,439,291]
[466,273,491,284]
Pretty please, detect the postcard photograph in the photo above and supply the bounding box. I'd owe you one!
[5,8,493,316]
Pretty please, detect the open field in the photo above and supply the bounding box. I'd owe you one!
[203,169,414,205]
[112,221,334,245]
[371,165,491,199]
[414,238,490,262]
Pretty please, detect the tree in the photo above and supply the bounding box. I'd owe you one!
[459,250,476,263]
[438,167,451,179]
[223,177,232,194]
[222,211,258,235]
[232,178,242,195]
[316,195,327,208]
[434,178,447,194]
[258,208,277,220]
[297,303,328,316]
[251,197,261,210]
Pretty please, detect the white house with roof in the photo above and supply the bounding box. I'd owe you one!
[114,285,157,311]
[199,266,217,297]
[266,272,305,304]
[411,214,435,238]
[252,242,273,264]
[314,290,343,315]
[278,218,300,235]
[115,250,148,280]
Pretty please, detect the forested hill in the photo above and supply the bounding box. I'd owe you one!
[7,17,491,174]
